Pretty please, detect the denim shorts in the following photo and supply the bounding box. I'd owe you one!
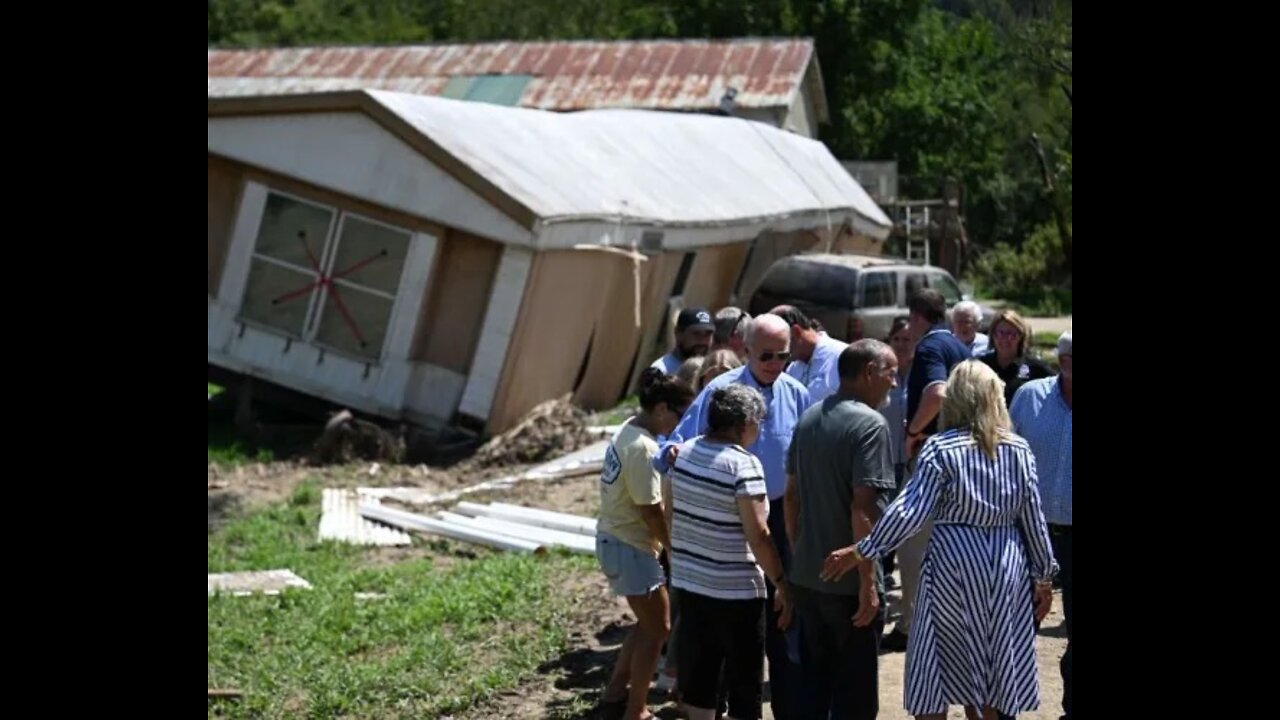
[596,531,665,597]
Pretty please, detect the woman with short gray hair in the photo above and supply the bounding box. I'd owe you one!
[661,384,792,720]
[706,383,766,433]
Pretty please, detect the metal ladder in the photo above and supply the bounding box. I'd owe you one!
[903,205,931,265]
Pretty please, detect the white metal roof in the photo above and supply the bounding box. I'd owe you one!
[208,90,892,248]
[368,90,891,244]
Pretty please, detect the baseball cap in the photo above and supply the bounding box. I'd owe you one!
[676,308,714,332]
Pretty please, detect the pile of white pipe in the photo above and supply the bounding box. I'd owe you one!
[360,501,597,555]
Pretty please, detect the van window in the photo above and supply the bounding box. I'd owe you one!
[928,272,962,305]
[809,266,856,309]
[861,271,898,307]
[758,261,853,307]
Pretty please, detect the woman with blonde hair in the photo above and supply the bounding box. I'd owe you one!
[696,348,743,391]
[821,361,1057,720]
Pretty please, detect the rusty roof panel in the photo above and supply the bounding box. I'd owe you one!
[207,39,816,113]
[723,42,757,77]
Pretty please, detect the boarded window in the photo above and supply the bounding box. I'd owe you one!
[238,191,413,362]
[312,216,412,358]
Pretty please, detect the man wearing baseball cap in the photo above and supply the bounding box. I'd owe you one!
[651,307,715,376]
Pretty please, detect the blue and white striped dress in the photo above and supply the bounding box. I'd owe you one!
[856,428,1058,716]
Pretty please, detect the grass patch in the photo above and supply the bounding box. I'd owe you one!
[1024,332,1062,369]
[208,422,274,466]
[1031,331,1061,348]
[208,482,594,718]
[980,288,1072,317]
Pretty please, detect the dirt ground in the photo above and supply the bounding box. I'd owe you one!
[208,393,601,529]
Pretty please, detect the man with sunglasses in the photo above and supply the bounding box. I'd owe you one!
[653,313,811,719]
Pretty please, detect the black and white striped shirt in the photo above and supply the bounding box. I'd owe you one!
[669,437,769,600]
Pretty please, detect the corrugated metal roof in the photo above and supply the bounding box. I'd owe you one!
[362,90,890,232]
[208,91,889,240]
[207,38,817,113]
[318,489,413,546]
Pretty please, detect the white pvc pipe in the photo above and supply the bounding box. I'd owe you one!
[455,502,598,536]
[437,511,596,554]
[361,503,546,554]
[489,502,600,534]
[487,502,598,524]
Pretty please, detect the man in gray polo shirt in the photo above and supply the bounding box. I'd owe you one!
[783,339,898,720]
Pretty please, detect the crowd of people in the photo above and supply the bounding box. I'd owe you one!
[595,293,1072,720]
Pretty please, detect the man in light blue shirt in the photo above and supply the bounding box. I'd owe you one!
[656,315,811,500]
[1010,330,1071,720]
[771,305,848,407]
[654,313,809,719]
[1010,374,1072,526]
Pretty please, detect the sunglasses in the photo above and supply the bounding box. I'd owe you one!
[758,350,792,363]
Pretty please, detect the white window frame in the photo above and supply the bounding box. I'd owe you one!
[237,189,414,364]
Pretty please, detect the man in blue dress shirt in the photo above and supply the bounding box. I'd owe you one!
[1010,330,1072,720]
